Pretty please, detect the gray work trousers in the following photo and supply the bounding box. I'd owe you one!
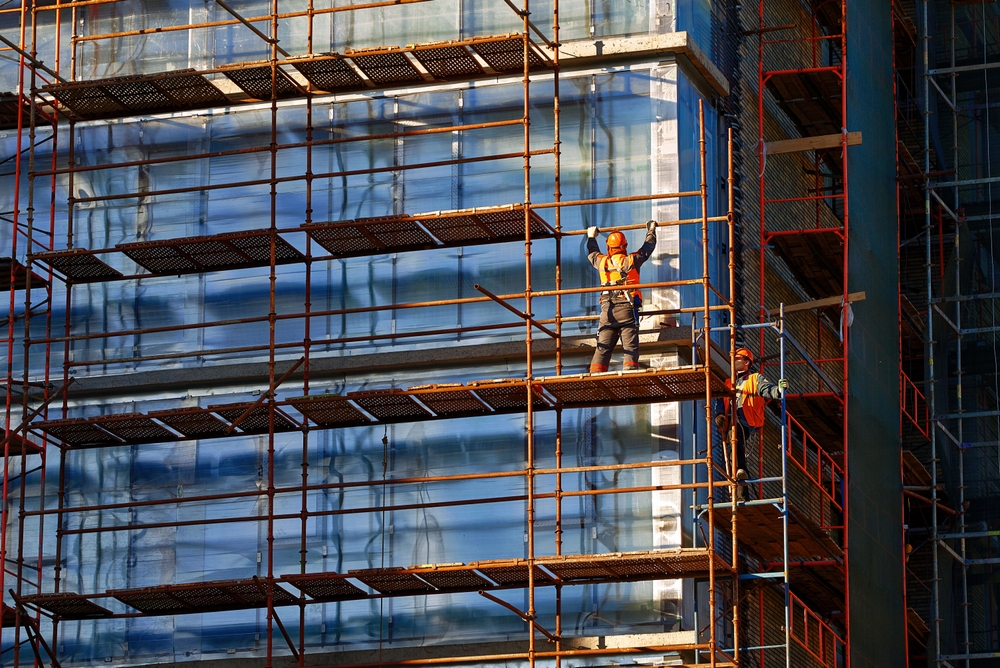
[590,300,639,372]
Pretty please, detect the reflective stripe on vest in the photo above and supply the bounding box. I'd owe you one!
[724,373,767,428]
[599,253,641,301]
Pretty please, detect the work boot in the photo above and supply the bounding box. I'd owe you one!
[735,469,749,503]
[735,468,748,484]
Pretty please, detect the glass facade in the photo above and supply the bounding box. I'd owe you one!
[1,0,729,665]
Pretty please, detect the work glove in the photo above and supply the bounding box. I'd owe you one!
[714,414,726,431]
[587,226,599,238]
[646,219,657,231]
[777,378,788,395]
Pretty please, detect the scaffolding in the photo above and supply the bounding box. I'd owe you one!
[0,1,854,667]
[896,0,1000,665]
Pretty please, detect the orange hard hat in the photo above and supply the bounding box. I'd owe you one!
[606,231,627,252]
[734,347,755,365]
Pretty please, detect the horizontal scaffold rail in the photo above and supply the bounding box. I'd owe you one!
[30,34,549,126]
[31,367,730,449]
[30,206,553,283]
[22,548,729,619]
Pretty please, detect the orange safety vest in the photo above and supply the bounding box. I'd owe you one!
[724,373,768,428]
[598,253,642,302]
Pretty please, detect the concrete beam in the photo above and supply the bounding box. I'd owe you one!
[547,32,730,97]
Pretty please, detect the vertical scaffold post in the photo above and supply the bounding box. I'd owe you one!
[779,303,790,668]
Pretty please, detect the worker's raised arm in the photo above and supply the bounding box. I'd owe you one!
[630,220,658,268]
[586,227,603,267]
[755,374,788,400]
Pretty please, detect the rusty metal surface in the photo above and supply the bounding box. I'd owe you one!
[282,575,366,601]
[22,593,111,619]
[32,248,122,282]
[469,36,544,72]
[147,408,231,438]
[347,49,424,85]
[346,390,432,421]
[411,44,484,79]
[34,418,121,447]
[220,62,303,100]
[0,257,48,291]
[118,229,304,276]
[290,54,365,91]
[111,578,297,614]
[348,568,436,594]
[90,413,177,443]
[210,403,299,434]
[287,395,371,428]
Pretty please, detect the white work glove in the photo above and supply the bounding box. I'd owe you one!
[646,219,657,231]
[777,378,788,395]
[586,226,599,238]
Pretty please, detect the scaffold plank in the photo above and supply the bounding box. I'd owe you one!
[467,379,551,412]
[3,432,43,456]
[282,575,366,602]
[347,49,426,85]
[472,561,556,587]
[765,70,842,138]
[33,368,728,449]
[713,502,842,562]
[220,62,303,100]
[0,604,27,628]
[0,257,48,291]
[349,568,437,594]
[35,418,122,447]
[290,55,365,91]
[32,248,122,282]
[90,414,177,444]
[407,384,492,417]
[119,229,304,276]
[210,403,300,434]
[23,593,111,619]
[147,407,232,438]
[411,44,486,79]
[769,230,843,301]
[303,215,439,257]
[347,390,432,421]
[469,35,545,72]
[413,565,492,590]
[418,207,553,244]
[110,578,297,614]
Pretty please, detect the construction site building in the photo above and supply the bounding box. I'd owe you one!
[7,0,989,666]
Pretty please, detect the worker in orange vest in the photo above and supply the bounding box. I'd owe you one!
[585,221,657,372]
[714,347,787,500]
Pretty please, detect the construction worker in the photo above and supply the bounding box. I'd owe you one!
[714,347,788,499]
[586,220,657,373]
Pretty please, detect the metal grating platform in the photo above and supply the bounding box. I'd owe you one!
[281,575,367,601]
[23,593,111,619]
[90,414,177,444]
[347,390,432,421]
[541,370,725,407]
[147,407,231,438]
[469,36,545,72]
[41,70,228,119]
[347,49,425,85]
[349,568,437,594]
[111,578,297,614]
[118,229,304,276]
[35,418,122,447]
[713,502,843,562]
[411,43,485,79]
[414,566,491,590]
[303,215,438,257]
[765,70,842,138]
[3,432,43,456]
[288,395,371,428]
[474,561,555,587]
[32,248,122,282]
[769,230,844,301]
[467,379,551,412]
[210,403,299,434]
[407,384,491,417]
[290,55,365,91]
[1,257,48,291]
[220,62,303,100]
